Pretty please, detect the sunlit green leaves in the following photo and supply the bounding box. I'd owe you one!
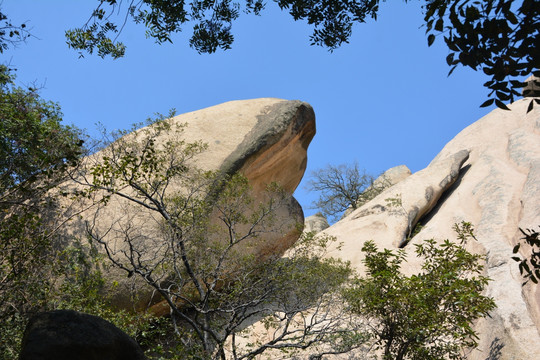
[0,66,85,359]
[66,24,126,59]
[344,226,496,359]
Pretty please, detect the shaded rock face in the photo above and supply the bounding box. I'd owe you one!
[62,98,315,312]
[304,212,329,234]
[323,98,540,359]
[523,75,540,98]
[19,310,145,360]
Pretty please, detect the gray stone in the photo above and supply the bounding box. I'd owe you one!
[523,75,540,98]
[19,310,145,360]
[304,212,329,234]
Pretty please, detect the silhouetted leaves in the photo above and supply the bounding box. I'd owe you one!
[68,1,538,110]
[427,33,435,46]
[0,10,31,53]
[513,226,540,285]
[424,0,539,109]
[480,98,495,108]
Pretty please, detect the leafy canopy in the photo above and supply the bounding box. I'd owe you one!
[67,1,539,109]
[423,0,540,111]
[0,66,93,359]
[65,0,381,58]
[0,66,83,192]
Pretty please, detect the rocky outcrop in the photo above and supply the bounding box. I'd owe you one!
[322,98,540,359]
[62,98,315,312]
[325,149,469,267]
[341,164,412,219]
[19,310,145,360]
[523,75,540,98]
[372,164,412,189]
[304,212,329,234]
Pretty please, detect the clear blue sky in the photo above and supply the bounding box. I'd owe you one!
[3,1,497,217]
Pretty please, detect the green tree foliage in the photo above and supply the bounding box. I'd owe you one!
[71,116,360,359]
[343,223,496,360]
[0,66,148,359]
[69,1,538,108]
[306,162,387,222]
[0,68,83,191]
[66,0,266,58]
[512,226,540,284]
[0,65,87,358]
[423,0,540,111]
[65,0,381,58]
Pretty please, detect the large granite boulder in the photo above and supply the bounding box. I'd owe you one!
[19,310,145,360]
[61,98,315,312]
[323,97,540,359]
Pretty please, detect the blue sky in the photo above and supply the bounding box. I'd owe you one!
[3,1,497,217]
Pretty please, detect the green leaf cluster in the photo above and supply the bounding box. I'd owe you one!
[67,1,538,111]
[66,0,267,57]
[424,0,539,111]
[66,1,382,57]
[0,66,83,192]
[0,66,106,359]
[344,226,496,360]
[276,0,380,50]
[512,226,540,284]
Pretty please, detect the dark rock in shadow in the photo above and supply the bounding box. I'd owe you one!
[19,310,146,360]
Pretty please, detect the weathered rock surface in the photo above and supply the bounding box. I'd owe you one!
[341,164,412,219]
[373,164,412,189]
[304,212,329,234]
[19,310,145,360]
[325,148,469,269]
[62,98,315,312]
[523,75,540,98]
[322,98,540,359]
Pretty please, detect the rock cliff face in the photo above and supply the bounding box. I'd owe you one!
[62,98,315,312]
[55,95,539,358]
[322,97,540,359]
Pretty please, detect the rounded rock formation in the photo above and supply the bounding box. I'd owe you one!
[523,75,540,98]
[304,212,330,234]
[59,98,316,312]
[19,310,145,360]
